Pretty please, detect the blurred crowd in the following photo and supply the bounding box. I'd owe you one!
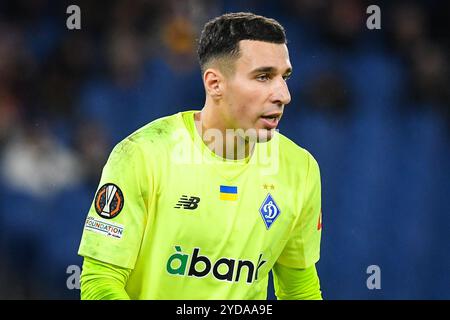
[0,0,449,299]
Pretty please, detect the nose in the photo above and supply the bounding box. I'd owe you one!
[270,76,291,106]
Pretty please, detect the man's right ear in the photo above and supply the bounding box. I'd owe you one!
[203,68,224,99]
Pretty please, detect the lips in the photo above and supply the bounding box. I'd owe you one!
[261,111,282,118]
[259,115,280,129]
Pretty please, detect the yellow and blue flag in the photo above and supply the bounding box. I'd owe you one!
[219,185,238,201]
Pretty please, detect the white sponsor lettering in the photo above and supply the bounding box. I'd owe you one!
[84,216,124,239]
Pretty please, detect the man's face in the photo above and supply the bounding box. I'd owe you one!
[221,40,292,141]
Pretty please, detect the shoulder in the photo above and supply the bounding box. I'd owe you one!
[276,133,321,196]
[108,113,182,163]
[126,113,181,147]
[277,132,319,171]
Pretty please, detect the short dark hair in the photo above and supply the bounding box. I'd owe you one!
[197,12,287,73]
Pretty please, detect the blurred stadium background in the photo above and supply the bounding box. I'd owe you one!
[0,0,449,299]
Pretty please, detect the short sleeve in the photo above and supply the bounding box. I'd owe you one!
[277,152,322,268]
[78,138,151,269]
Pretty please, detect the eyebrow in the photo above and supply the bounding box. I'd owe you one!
[250,66,293,75]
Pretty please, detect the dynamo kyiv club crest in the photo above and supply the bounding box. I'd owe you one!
[259,193,281,229]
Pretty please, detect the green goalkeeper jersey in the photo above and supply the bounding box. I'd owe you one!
[78,110,322,299]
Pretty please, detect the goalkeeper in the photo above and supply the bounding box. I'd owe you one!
[78,12,323,300]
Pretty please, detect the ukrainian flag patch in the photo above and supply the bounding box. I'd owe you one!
[219,185,238,201]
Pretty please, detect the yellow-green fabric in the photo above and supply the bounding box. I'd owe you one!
[78,111,322,299]
[81,256,130,300]
[273,263,322,300]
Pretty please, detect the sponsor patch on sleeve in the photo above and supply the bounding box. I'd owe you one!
[94,183,124,219]
[84,216,124,239]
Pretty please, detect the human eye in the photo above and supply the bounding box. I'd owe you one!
[282,74,291,81]
[256,73,270,82]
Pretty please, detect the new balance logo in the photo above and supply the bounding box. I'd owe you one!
[174,195,201,210]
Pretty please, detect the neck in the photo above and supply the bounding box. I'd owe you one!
[194,105,255,160]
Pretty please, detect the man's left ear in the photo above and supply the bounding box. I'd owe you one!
[204,68,224,99]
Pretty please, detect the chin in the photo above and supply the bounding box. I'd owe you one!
[255,129,276,143]
[239,127,277,143]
